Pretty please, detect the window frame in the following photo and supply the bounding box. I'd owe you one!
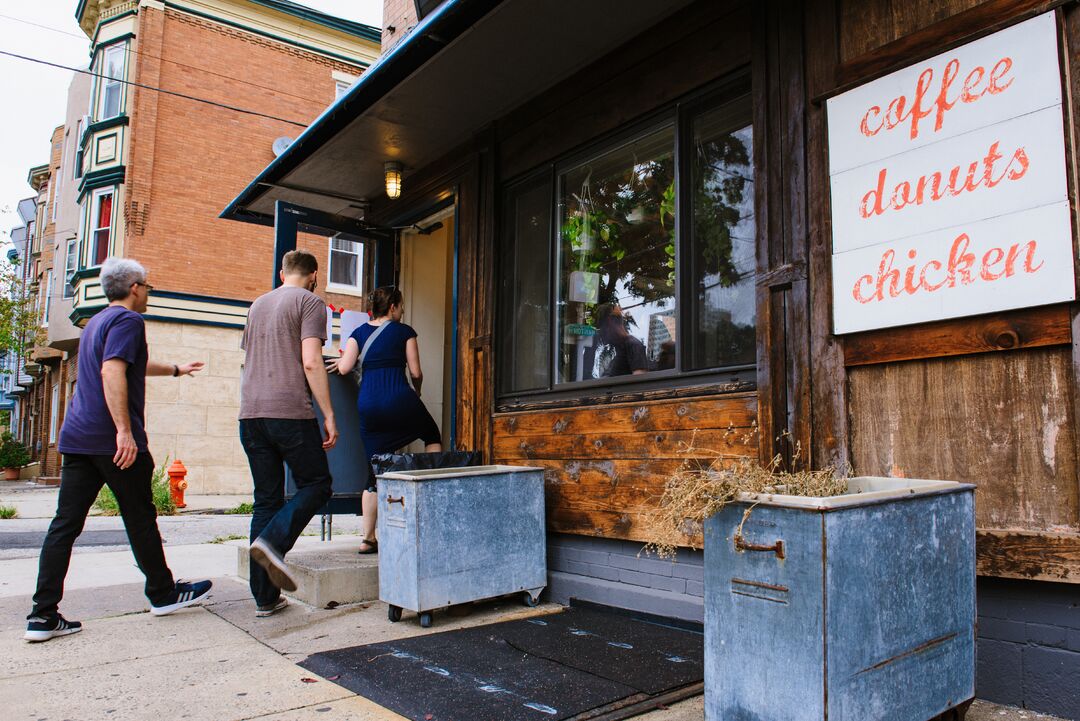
[48,380,60,445]
[88,187,115,267]
[42,269,52,328]
[73,118,85,180]
[96,43,126,121]
[496,76,756,404]
[326,234,366,295]
[63,239,78,299]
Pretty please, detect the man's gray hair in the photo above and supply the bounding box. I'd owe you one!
[100,258,147,301]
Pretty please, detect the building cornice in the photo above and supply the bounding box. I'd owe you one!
[162,0,378,68]
[26,164,49,191]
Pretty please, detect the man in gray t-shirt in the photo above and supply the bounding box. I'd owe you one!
[240,250,338,616]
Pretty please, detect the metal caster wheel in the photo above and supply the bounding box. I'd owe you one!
[523,591,540,607]
[419,611,433,628]
[388,605,402,622]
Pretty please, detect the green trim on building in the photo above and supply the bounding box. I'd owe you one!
[90,9,138,47]
[90,32,135,65]
[163,1,372,68]
[76,166,125,202]
[81,115,128,149]
[70,267,101,283]
[247,0,381,43]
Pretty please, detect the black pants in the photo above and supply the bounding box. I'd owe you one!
[239,418,333,606]
[30,452,175,619]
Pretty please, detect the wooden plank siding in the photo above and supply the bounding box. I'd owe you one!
[819,0,1080,583]
[492,394,758,542]
[849,348,1080,531]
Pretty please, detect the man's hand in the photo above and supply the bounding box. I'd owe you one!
[177,361,205,376]
[322,414,339,450]
[114,430,137,469]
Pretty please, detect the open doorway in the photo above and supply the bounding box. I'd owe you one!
[398,205,456,450]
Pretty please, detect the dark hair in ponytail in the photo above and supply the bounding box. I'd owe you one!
[368,286,403,318]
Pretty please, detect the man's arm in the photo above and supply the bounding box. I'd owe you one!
[302,336,338,449]
[147,360,205,377]
[101,359,137,469]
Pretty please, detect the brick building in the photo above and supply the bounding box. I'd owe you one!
[47,0,382,492]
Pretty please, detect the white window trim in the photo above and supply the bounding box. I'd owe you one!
[48,382,59,445]
[63,239,78,299]
[42,269,52,328]
[326,236,365,295]
[96,44,126,121]
[88,187,114,267]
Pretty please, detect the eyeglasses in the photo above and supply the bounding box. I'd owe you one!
[135,282,154,292]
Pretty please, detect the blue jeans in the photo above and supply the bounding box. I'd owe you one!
[240,418,333,605]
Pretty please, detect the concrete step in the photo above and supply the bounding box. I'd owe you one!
[237,536,379,608]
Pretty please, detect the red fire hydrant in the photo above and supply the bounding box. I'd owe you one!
[167,459,188,509]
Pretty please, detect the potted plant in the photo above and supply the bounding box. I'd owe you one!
[0,432,30,480]
[649,444,976,721]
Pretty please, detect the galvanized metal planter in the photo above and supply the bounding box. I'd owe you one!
[376,464,547,627]
[704,477,976,721]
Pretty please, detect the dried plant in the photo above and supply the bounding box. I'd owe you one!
[644,430,848,558]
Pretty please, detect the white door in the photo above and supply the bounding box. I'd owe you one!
[398,209,454,449]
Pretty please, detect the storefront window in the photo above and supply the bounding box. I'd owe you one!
[498,85,754,397]
[498,177,552,394]
[688,103,755,370]
[557,125,676,383]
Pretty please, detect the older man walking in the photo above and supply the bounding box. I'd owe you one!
[240,250,336,617]
[25,258,213,642]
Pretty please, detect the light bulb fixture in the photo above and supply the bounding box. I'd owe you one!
[384,161,403,199]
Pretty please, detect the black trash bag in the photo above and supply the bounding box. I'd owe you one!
[370,450,482,476]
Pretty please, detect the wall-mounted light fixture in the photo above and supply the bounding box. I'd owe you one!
[384,161,403,199]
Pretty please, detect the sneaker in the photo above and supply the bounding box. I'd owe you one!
[256,596,289,618]
[24,613,82,642]
[249,537,297,592]
[151,579,213,616]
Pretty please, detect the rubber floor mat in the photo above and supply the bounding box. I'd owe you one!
[299,607,703,721]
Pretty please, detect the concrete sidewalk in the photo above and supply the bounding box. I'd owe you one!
[0,575,1065,721]
[0,482,1068,720]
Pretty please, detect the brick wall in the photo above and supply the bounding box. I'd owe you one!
[126,6,368,312]
[976,577,1080,718]
[381,0,418,52]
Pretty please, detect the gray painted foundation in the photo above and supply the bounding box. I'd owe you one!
[976,577,1080,719]
[547,534,1080,719]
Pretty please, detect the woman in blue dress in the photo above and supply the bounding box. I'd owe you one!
[330,286,441,553]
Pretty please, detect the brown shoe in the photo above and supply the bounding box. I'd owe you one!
[249,538,298,592]
[358,538,378,555]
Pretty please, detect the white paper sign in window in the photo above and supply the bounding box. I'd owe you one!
[826,12,1074,334]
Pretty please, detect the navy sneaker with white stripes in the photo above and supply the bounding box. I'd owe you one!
[24,613,82,642]
[150,579,213,616]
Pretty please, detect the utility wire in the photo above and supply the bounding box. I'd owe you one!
[0,12,345,108]
[0,49,310,128]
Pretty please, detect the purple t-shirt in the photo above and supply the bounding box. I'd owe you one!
[58,305,148,455]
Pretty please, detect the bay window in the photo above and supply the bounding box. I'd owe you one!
[90,188,114,266]
[498,82,755,398]
[96,44,126,121]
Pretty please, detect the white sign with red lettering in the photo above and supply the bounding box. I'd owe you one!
[827,12,1075,334]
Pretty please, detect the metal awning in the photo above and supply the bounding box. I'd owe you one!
[221,0,694,224]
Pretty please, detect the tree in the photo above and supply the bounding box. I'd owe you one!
[0,257,43,362]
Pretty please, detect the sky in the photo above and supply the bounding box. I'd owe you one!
[0,0,383,245]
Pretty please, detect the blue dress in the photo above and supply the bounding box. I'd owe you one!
[350,321,441,457]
